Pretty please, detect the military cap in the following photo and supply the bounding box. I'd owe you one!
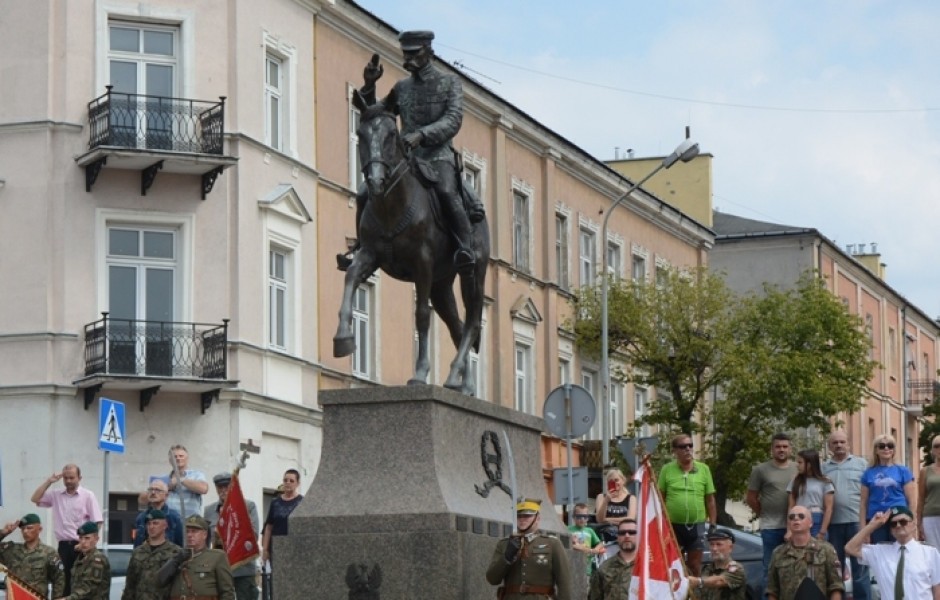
[706,528,735,543]
[889,505,914,521]
[145,508,167,521]
[213,472,233,486]
[185,514,210,530]
[515,498,542,515]
[19,513,41,527]
[77,521,98,536]
[398,30,434,51]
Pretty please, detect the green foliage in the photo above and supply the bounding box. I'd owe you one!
[917,373,940,464]
[572,268,876,520]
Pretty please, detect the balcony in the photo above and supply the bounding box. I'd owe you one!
[73,314,237,413]
[75,87,237,199]
[905,379,940,415]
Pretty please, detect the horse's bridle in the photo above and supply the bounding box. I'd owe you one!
[360,115,410,199]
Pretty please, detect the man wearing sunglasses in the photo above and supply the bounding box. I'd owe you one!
[846,505,940,599]
[658,433,717,576]
[767,505,843,600]
[587,519,637,600]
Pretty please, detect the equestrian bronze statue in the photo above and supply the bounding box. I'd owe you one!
[333,32,489,396]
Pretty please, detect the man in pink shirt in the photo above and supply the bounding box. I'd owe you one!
[30,463,103,595]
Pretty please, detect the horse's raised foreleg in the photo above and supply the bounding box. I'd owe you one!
[409,278,433,385]
[333,252,377,358]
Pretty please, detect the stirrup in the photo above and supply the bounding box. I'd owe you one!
[454,248,475,275]
[336,252,355,272]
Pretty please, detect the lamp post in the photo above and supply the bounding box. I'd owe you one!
[600,138,699,467]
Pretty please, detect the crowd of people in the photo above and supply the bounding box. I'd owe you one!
[487,430,940,600]
[0,446,304,600]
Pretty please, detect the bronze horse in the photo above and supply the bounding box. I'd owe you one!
[333,90,489,396]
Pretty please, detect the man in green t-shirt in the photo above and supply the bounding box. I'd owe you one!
[658,433,717,576]
[567,503,605,577]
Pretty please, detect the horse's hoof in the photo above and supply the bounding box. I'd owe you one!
[333,336,355,357]
[407,378,426,386]
[443,380,462,392]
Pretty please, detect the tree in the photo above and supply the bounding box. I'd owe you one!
[573,267,738,436]
[573,269,876,523]
[917,373,940,464]
[707,273,875,521]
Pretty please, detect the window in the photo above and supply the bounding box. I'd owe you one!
[607,241,622,279]
[556,214,569,289]
[265,54,284,150]
[106,225,178,376]
[558,357,571,385]
[514,342,533,414]
[268,248,289,349]
[635,387,650,437]
[579,229,596,286]
[582,369,600,439]
[513,191,530,272]
[108,21,178,149]
[632,253,647,282]
[349,92,363,189]
[463,165,480,195]
[656,265,669,289]
[352,286,373,378]
[888,327,897,375]
[865,314,874,360]
[610,382,625,438]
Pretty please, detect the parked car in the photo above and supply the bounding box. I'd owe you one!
[0,544,132,600]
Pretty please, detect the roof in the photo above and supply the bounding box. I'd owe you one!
[711,211,813,238]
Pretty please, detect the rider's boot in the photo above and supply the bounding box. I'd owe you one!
[443,193,476,275]
[337,186,367,272]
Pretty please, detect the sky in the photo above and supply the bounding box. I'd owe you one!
[353,0,940,319]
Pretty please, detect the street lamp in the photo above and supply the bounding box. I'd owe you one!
[600,138,699,467]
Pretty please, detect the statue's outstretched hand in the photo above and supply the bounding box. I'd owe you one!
[364,53,384,86]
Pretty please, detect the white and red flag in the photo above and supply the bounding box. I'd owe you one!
[2,570,44,600]
[217,472,260,570]
[629,460,690,599]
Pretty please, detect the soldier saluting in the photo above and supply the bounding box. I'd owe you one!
[157,515,235,600]
[0,513,65,599]
[337,30,484,274]
[486,498,572,600]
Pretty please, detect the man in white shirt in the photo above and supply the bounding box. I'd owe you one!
[846,505,940,600]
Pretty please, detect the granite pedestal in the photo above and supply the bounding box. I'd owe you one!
[276,385,586,599]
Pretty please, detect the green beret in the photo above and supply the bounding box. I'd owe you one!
[185,514,210,531]
[145,508,167,521]
[19,513,41,527]
[889,506,914,521]
[77,521,98,536]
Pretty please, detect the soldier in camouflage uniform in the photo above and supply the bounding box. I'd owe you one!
[688,529,747,600]
[486,498,572,600]
[587,519,635,600]
[337,30,484,274]
[767,505,843,600]
[64,521,111,600]
[0,513,65,599]
[157,514,235,600]
[122,509,181,600]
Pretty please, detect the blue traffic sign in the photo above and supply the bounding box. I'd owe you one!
[98,398,125,453]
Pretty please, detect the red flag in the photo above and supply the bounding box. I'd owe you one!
[629,461,690,599]
[4,572,44,600]
[217,473,260,569]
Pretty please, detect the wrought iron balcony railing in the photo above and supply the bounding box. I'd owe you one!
[83,314,229,379]
[908,379,940,406]
[87,86,225,154]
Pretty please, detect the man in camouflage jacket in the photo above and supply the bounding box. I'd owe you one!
[123,509,181,600]
[0,513,65,599]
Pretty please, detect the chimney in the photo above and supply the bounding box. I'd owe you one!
[614,147,620,160]
[627,148,634,159]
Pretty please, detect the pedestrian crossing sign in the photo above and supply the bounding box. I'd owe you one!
[98,397,125,453]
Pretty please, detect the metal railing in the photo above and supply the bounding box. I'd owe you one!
[907,379,940,406]
[83,313,228,379]
[87,86,225,154]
